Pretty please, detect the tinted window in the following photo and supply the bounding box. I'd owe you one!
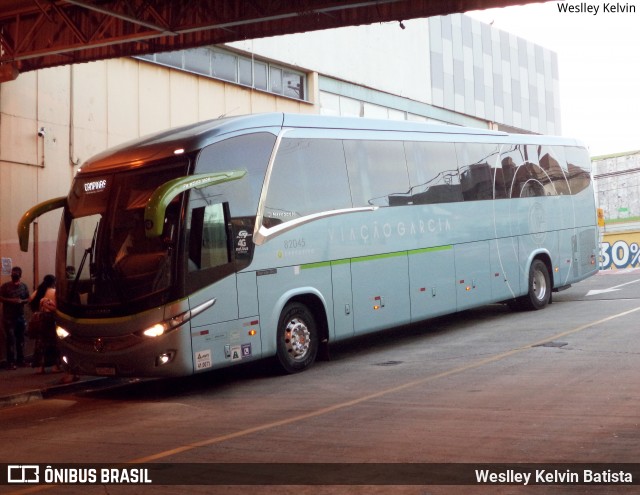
[404,141,462,204]
[263,139,352,227]
[61,163,186,312]
[538,145,570,195]
[457,143,501,201]
[500,144,548,198]
[522,144,553,197]
[197,133,276,218]
[344,140,410,207]
[564,146,591,195]
[185,201,235,293]
[188,203,230,271]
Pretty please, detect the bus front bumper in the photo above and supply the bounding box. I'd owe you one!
[58,328,193,378]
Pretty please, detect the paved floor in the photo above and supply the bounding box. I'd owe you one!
[0,361,108,408]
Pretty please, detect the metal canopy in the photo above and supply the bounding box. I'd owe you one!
[0,0,542,82]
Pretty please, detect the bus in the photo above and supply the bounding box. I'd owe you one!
[18,113,598,377]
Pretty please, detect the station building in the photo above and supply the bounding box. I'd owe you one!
[593,151,640,226]
[592,151,640,270]
[0,13,561,287]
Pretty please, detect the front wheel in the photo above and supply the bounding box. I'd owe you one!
[276,303,319,374]
[518,259,551,311]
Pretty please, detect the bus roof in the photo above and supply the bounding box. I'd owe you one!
[77,113,286,174]
[76,113,585,174]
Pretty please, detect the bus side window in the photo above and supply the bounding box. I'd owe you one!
[501,145,549,198]
[188,203,231,271]
[538,146,570,195]
[457,143,501,201]
[263,138,352,226]
[563,146,592,195]
[344,140,410,207]
[404,141,462,205]
[196,133,276,218]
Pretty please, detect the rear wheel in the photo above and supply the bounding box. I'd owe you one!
[514,259,551,311]
[276,303,318,373]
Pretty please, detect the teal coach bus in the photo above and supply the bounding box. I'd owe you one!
[18,113,598,377]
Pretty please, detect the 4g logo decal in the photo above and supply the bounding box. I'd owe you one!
[235,230,252,258]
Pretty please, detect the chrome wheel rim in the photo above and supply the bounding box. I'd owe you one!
[533,268,547,302]
[284,317,311,361]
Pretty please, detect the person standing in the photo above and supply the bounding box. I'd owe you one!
[29,274,61,373]
[0,267,30,370]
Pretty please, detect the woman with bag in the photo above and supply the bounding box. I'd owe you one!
[28,275,62,374]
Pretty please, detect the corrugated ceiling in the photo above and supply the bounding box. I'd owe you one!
[0,0,542,81]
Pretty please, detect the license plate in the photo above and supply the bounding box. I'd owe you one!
[95,366,116,376]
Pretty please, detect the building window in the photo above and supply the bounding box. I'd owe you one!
[283,70,304,100]
[137,47,307,102]
[212,50,237,81]
[270,67,283,94]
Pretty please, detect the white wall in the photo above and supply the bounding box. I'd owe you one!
[0,57,316,288]
[229,18,432,105]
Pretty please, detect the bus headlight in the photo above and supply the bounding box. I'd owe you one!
[56,326,70,339]
[139,309,192,338]
[139,318,180,338]
[142,324,166,337]
[138,299,216,339]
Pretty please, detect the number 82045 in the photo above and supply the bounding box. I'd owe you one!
[284,238,306,249]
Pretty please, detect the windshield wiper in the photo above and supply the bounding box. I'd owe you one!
[71,222,99,299]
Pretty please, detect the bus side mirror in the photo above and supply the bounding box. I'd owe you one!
[144,170,246,238]
[17,196,67,252]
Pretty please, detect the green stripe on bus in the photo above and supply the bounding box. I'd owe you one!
[331,259,351,266]
[300,245,453,270]
[352,251,407,263]
[301,261,333,270]
[408,245,453,255]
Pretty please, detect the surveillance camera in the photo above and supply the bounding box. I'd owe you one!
[38,127,46,137]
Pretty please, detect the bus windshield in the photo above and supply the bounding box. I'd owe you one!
[57,161,188,315]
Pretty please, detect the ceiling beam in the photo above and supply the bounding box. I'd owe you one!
[0,0,544,82]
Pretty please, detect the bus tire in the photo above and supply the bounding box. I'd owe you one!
[519,259,551,311]
[276,302,319,374]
